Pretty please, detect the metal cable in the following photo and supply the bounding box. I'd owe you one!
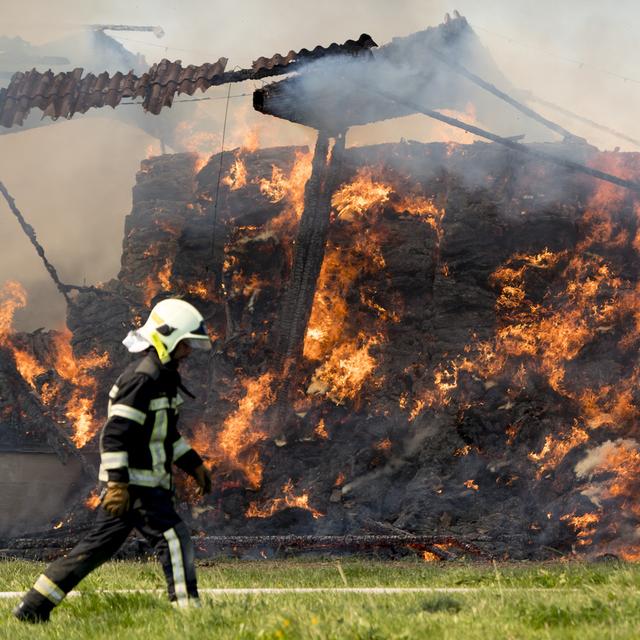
[208,81,233,281]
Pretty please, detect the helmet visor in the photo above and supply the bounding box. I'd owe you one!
[184,336,212,351]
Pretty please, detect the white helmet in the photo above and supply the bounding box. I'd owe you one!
[124,298,211,363]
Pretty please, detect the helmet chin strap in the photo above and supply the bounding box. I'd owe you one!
[150,331,172,364]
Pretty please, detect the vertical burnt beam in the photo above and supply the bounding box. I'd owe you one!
[274,131,330,363]
[272,130,347,432]
[275,131,346,364]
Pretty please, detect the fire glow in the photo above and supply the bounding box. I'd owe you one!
[1,282,109,447]
[6,131,640,556]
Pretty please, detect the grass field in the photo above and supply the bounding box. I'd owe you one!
[1,558,639,639]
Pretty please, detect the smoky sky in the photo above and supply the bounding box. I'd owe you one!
[1,0,639,330]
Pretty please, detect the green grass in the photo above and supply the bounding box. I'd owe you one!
[1,559,639,639]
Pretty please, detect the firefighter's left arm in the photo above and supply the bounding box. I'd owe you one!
[168,414,206,469]
[173,440,204,475]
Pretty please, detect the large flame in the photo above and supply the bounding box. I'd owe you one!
[308,334,381,405]
[0,282,46,387]
[1,281,109,446]
[13,348,46,387]
[48,328,110,447]
[194,373,275,489]
[304,168,444,408]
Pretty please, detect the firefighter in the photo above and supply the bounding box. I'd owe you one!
[14,298,214,623]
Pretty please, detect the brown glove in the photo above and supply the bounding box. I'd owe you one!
[193,465,212,495]
[101,481,130,517]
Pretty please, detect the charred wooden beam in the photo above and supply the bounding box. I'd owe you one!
[0,181,118,300]
[366,85,640,194]
[275,133,347,364]
[426,46,581,142]
[271,131,347,434]
[525,92,640,150]
[195,534,488,559]
[253,13,482,132]
[1,533,489,560]
[273,130,331,363]
[0,181,72,302]
[253,71,414,132]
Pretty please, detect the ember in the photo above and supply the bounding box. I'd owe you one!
[84,491,101,511]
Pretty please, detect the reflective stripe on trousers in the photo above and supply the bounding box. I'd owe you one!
[162,523,197,606]
[33,574,65,605]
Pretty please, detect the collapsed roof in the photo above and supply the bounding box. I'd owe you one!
[1,14,637,194]
[0,14,528,135]
[253,13,518,132]
[0,34,376,128]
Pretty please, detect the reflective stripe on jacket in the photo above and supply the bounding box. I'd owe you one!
[99,351,202,489]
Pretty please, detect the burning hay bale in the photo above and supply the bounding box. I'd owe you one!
[4,134,640,561]
[0,284,95,537]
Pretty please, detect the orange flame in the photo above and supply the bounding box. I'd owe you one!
[196,373,275,489]
[49,328,110,447]
[193,153,210,174]
[85,491,101,510]
[464,479,479,491]
[186,280,218,302]
[12,347,45,388]
[0,280,27,339]
[304,170,444,414]
[238,126,260,154]
[560,512,600,546]
[1,282,108,447]
[575,439,640,521]
[528,422,590,478]
[143,257,174,306]
[308,334,380,405]
[262,149,313,238]
[314,418,328,439]
[409,361,459,419]
[332,170,391,221]
[245,479,324,519]
[222,155,248,191]
[259,165,288,203]
[375,438,392,452]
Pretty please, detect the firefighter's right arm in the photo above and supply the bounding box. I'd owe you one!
[100,374,152,484]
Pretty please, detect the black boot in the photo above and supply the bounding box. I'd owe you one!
[13,590,54,623]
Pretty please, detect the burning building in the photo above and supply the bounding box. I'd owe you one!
[1,14,640,560]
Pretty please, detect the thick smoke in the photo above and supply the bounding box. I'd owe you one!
[1,1,640,330]
[281,17,553,143]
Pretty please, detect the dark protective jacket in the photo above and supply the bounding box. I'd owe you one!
[98,350,202,489]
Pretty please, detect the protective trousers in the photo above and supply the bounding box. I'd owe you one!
[25,487,199,610]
